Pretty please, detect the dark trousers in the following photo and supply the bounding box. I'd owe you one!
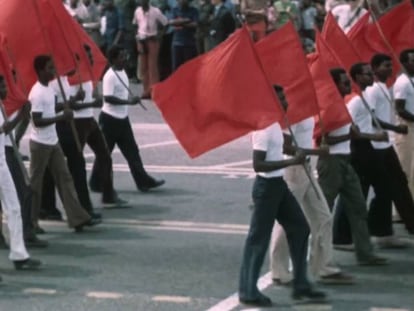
[159,33,173,81]
[334,140,392,243]
[90,112,151,190]
[76,118,115,202]
[171,44,197,72]
[334,145,414,243]
[239,176,310,300]
[5,147,35,240]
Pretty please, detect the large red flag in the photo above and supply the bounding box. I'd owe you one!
[307,52,352,137]
[40,0,107,85]
[0,34,27,116]
[0,0,76,91]
[152,28,283,158]
[255,22,320,125]
[369,0,414,57]
[322,13,362,72]
[346,12,376,62]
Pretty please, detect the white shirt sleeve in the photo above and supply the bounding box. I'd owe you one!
[252,129,269,151]
[30,90,44,113]
[347,96,362,122]
[103,71,117,97]
[394,77,410,100]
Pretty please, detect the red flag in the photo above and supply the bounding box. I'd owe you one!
[0,0,76,91]
[39,0,107,85]
[346,12,376,62]
[370,0,414,57]
[322,13,362,72]
[255,22,320,125]
[307,52,352,137]
[152,28,283,158]
[0,34,27,116]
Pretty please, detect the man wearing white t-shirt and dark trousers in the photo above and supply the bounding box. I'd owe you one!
[239,85,326,307]
[132,0,169,99]
[317,67,387,265]
[331,0,367,34]
[0,75,42,270]
[270,117,354,286]
[394,49,414,226]
[90,46,165,193]
[29,55,97,232]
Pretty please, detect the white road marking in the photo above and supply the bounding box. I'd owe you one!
[23,288,57,295]
[152,295,192,303]
[140,140,179,149]
[205,272,273,311]
[370,309,410,311]
[40,219,249,235]
[85,163,255,178]
[86,291,124,299]
[293,304,332,310]
[208,160,252,168]
[132,123,169,130]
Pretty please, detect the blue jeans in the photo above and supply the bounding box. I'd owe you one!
[239,176,310,300]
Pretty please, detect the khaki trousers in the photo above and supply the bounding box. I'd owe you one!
[29,140,90,228]
[270,163,339,282]
[394,119,414,196]
[137,39,160,96]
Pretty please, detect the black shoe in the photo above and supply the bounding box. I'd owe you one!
[89,181,103,193]
[239,294,272,307]
[74,218,102,233]
[138,178,165,192]
[35,226,46,234]
[25,237,49,248]
[102,196,129,206]
[40,213,63,221]
[13,258,42,270]
[358,255,388,266]
[89,211,102,219]
[292,288,327,302]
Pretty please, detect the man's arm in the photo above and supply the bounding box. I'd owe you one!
[253,149,306,173]
[0,102,31,134]
[104,95,141,106]
[284,133,329,156]
[395,99,414,122]
[374,117,408,134]
[32,109,73,128]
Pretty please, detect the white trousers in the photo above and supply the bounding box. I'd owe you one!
[0,162,29,261]
[270,163,339,281]
[394,120,414,196]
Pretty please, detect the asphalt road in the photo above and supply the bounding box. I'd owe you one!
[0,83,413,311]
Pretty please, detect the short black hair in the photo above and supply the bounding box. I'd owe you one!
[33,55,52,75]
[371,53,392,69]
[400,49,414,64]
[329,67,346,84]
[349,62,368,81]
[107,45,124,64]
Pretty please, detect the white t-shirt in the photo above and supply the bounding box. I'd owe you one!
[132,6,168,40]
[4,111,18,147]
[50,76,74,105]
[331,4,367,33]
[347,94,374,134]
[365,82,393,149]
[252,122,285,178]
[102,68,129,119]
[29,81,59,146]
[394,73,414,115]
[290,117,314,149]
[72,81,95,119]
[328,123,352,155]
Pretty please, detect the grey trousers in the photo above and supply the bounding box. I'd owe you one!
[317,155,374,261]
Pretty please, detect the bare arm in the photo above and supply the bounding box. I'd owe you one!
[253,149,305,173]
[32,110,73,128]
[395,99,414,122]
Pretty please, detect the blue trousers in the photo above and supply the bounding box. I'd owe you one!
[239,176,311,300]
